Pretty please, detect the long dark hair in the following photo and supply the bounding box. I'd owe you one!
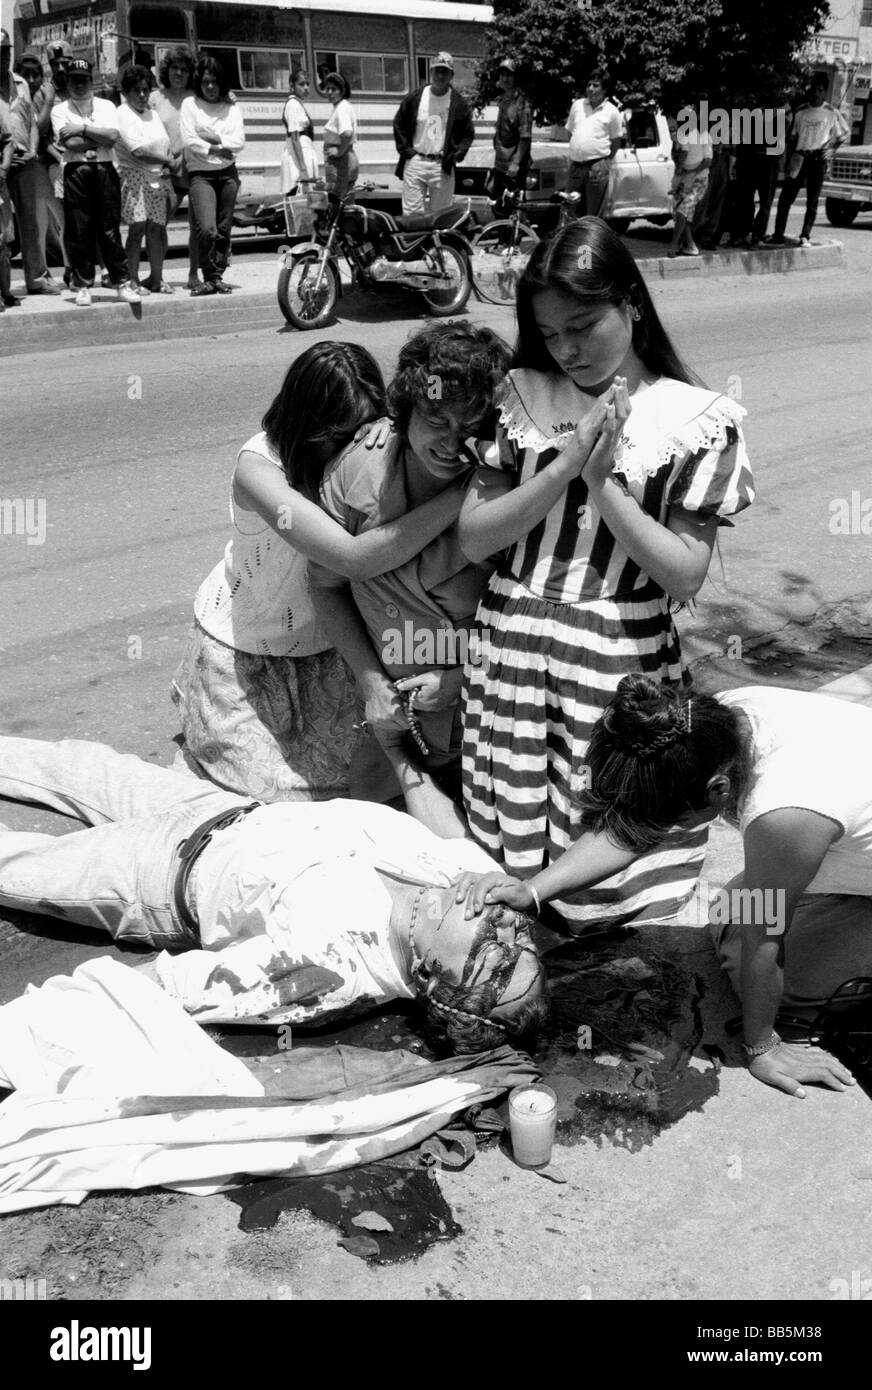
[261,342,386,499]
[515,217,702,385]
[579,674,747,851]
[194,54,232,101]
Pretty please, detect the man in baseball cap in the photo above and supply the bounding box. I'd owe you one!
[491,58,533,201]
[393,50,474,214]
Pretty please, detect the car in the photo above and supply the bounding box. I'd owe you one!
[455,108,675,232]
[823,144,872,226]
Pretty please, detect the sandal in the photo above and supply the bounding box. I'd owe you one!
[190,282,217,296]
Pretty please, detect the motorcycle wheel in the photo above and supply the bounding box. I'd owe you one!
[469,219,539,306]
[419,242,472,316]
[277,253,339,329]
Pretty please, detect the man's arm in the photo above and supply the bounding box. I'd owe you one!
[309,578,408,739]
[446,94,474,169]
[375,730,469,839]
[737,807,854,1098]
[393,91,415,157]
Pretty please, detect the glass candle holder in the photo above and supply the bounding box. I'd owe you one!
[508,1083,558,1168]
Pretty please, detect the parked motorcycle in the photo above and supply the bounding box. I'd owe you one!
[275,182,474,329]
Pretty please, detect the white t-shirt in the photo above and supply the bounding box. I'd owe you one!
[673,126,712,172]
[149,87,187,154]
[50,96,119,167]
[566,97,622,162]
[720,686,872,896]
[178,94,245,172]
[414,86,451,155]
[115,101,171,175]
[155,798,501,1025]
[791,102,848,152]
[323,98,356,146]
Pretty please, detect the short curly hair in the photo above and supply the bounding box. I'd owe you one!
[387,321,511,441]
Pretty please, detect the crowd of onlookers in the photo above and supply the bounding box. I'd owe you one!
[0,30,854,314]
[0,33,246,307]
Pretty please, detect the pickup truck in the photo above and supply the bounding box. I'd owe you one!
[455,108,675,232]
[822,144,872,225]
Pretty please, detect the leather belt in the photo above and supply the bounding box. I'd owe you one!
[173,802,261,936]
[415,152,443,161]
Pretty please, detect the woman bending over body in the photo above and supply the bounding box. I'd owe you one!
[457,673,868,1098]
[173,342,468,802]
[460,217,754,932]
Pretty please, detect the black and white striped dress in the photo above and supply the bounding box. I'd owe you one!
[462,370,755,931]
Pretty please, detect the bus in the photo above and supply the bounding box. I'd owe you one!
[13,0,496,201]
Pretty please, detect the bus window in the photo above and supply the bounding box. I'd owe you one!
[314,51,408,95]
[239,48,304,90]
[193,2,303,46]
[129,4,188,40]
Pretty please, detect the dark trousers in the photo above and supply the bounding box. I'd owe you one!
[774,151,826,239]
[8,161,49,289]
[731,150,780,241]
[188,167,239,283]
[63,162,128,287]
[567,157,611,217]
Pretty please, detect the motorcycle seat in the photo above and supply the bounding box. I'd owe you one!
[388,208,464,234]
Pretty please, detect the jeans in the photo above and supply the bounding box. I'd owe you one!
[402,155,454,215]
[566,157,611,217]
[774,151,826,239]
[8,160,50,289]
[187,166,239,283]
[63,162,129,287]
[0,737,246,949]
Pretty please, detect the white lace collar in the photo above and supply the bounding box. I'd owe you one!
[497,371,747,486]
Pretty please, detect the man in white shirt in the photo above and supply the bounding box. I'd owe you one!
[393,53,475,215]
[50,57,138,304]
[563,67,623,217]
[0,733,546,1053]
[770,77,849,246]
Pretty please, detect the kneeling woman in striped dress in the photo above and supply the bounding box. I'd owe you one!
[459,217,754,931]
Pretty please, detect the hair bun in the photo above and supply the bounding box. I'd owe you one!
[604,675,687,758]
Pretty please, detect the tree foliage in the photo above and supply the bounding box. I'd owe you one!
[477,0,832,123]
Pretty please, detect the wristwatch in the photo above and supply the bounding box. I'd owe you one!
[742,1030,781,1058]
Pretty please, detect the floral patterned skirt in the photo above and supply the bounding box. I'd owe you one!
[171,621,362,802]
[120,167,172,226]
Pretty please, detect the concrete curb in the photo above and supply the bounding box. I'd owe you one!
[639,239,845,280]
[0,239,845,357]
[0,288,280,357]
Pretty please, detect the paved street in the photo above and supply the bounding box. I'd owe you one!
[1,214,871,1302]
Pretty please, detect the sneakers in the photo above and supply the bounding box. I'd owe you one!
[29,276,63,295]
[798,235,812,247]
[75,286,92,307]
[765,233,787,245]
[117,281,141,304]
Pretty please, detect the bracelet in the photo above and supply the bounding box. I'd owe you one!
[528,884,542,917]
[742,1030,781,1059]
